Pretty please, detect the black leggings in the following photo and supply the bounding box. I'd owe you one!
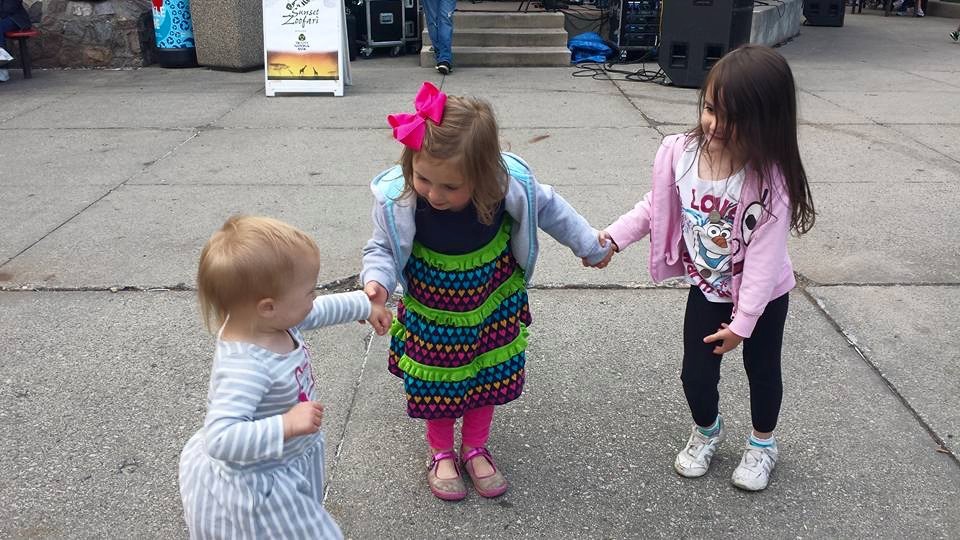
[680,286,789,433]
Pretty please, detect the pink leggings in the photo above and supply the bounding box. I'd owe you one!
[425,405,495,450]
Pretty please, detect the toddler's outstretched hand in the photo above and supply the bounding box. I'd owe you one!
[360,281,392,335]
[703,323,744,355]
[582,231,618,269]
[283,400,324,440]
[368,303,393,336]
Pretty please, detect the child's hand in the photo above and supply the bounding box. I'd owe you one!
[368,303,393,336]
[282,401,324,440]
[359,281,390,329]
[703,323,744,355]
[582,231,618,269]
[364,281,389,304]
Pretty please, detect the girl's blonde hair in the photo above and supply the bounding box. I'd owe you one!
[197,215,320,332]
[398,94,508,225]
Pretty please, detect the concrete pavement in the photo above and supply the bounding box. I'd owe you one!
[2,12,959,539]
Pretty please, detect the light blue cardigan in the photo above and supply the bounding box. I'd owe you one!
[361,152,611,294]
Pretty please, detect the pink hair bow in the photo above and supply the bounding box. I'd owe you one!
[387,81,447,151]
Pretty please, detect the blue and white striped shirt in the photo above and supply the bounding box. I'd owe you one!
[179,290,371,539]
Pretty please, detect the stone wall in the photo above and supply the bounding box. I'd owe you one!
[28,0,155,67]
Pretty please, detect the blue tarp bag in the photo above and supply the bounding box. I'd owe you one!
[568,32,613,64]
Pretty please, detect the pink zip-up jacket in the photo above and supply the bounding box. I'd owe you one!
[605,134,796,338]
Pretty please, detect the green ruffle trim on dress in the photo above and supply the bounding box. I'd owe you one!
[389,318,407,340]
[393,326,528,382]
[410,217,512,272]
[400,271,526,327]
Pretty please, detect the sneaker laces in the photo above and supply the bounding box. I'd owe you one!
[741,447,771,474]
[684,430,711,458]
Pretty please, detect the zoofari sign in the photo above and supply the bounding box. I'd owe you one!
[262,0,352,96]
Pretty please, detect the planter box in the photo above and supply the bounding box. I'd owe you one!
[190,0,263,70]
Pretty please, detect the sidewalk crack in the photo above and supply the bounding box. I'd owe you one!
[0,130,200,270]
[323,328,374,503]
[610,79,669,136]
[798,275,959,467]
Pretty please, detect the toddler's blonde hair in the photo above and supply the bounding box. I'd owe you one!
[197,215,320,332]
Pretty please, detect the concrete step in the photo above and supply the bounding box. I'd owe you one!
[419,46,571,67]
[421,27,569,47]
[452,11,566,28]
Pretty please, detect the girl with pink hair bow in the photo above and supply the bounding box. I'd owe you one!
[361,81,613,501]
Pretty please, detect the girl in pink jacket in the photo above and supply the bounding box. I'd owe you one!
[593,45,816,491]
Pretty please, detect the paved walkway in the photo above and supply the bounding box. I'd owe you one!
[1,12,959,539]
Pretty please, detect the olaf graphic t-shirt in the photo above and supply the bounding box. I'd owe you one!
[676,143,745,302]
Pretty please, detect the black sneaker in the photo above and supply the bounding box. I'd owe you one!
[436,61,452,75]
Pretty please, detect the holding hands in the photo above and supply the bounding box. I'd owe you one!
[582,230,618,269]
[364,281,393,336]
[577,226,744,355]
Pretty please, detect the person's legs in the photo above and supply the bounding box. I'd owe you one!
[425,416,456,450]
[460,405,495,475]
[0,17,20,51]
[421,0,440,61]
[0,18,16,81]
[680,287,733,428]
[424,415,467,500]
[460,405,507,497]
[432,0,456,65]
[731,292,789,491]
[425,417,457,478]
[674,287,733,478]
[461,404,495,449]
[741,292,789,436]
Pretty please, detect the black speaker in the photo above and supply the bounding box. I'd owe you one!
[658,0,753,88]
[803,0,844,26]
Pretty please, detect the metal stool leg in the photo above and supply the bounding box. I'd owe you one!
[22,38,32,79]
[16,37,32,79]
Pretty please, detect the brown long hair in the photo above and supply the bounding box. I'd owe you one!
[689,44,816,235]
[398,94,508,225]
